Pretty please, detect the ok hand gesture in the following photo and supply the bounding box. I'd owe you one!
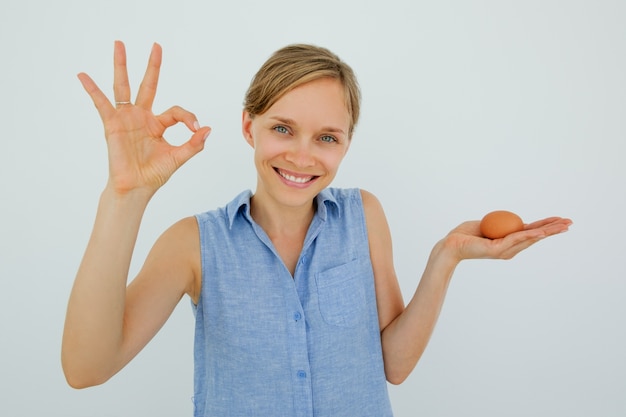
[78,41,211,197]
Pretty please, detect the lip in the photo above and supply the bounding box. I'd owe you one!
[274,167,319,188]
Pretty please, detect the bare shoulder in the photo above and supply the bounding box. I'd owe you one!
[163,215,200,240]
[155,216,201,266]
[359,189,388,229]
[358,188,390,254]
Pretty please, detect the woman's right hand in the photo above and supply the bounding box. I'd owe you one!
[78,41,211,196]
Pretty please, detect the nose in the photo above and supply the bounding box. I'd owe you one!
[285,138,315,168]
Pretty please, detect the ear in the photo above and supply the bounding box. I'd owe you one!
[241,111,255,148]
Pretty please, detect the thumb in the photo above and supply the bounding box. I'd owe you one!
[173,126,211,166]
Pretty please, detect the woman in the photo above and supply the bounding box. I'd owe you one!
[62,41,572,416]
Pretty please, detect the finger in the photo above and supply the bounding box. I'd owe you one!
[525,217,573,235]
[538,219,572,237]
[135,43,162,109]
[171,127,212,166]
[113,40,132,104]
[495,219,571,258]
[524,217,564,230]
[157,106,201,132]
[77,72,115,120]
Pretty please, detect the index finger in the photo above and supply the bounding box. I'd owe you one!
[77,72,115,121]
[135,42,162,110]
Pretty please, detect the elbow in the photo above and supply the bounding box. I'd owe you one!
[63,367,94,389]
[386,370,409,385]
[61,351,111,389]
[62,362,103,389]
[64,374,94,390]
[383,355,416,385]
[63,366,109,389]
[383,357,412,385]
[381,350,415,385]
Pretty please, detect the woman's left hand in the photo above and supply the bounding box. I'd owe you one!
[443,216,573,262]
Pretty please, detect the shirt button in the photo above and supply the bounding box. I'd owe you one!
[300,256,307,265]
[297,370,307,379]
[293,312,302,321]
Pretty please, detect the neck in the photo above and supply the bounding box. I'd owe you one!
[249,193,316,239]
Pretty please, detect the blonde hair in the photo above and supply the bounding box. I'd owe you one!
[244,44,361,137]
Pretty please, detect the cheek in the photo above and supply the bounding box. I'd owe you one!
[320,148,348,170]
[256,138,275,153]
[253,136,283,161]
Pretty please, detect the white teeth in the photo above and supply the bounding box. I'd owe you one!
[279,170,312,183]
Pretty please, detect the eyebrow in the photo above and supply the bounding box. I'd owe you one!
[269,116,346,135]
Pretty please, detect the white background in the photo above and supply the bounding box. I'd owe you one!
[1,0,624,416]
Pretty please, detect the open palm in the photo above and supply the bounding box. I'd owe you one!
[445,216,572,261]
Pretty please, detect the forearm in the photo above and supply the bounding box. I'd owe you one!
[62,186,152,387]
[381,239,459,384]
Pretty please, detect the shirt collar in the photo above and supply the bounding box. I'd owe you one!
[226,188,339,229]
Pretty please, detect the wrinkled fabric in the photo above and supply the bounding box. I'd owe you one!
[192,188,393,417]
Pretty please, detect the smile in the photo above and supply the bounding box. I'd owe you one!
[275,168,317,184]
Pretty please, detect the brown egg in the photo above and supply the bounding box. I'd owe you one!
[480,210,524,239]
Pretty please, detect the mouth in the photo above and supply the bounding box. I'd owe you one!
[274,168,319,185]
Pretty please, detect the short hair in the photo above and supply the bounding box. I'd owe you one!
[243,44,361,138]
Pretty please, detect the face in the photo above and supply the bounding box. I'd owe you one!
[242,77,351,210]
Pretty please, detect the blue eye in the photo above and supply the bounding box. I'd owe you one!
[320,135,337,143]
[274,125,289,134]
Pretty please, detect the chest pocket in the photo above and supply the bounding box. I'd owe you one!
[315,259,370,328]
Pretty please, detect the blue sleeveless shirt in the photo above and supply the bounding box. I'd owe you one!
[192,188,393,417]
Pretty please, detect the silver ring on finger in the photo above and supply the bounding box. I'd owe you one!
[115,101,132,106]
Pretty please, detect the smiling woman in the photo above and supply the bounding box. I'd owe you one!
[243,78,352,211]
[61,41,572,417]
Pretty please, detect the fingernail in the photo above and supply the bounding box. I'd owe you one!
[202,129,211,142]
[193,121,200,131]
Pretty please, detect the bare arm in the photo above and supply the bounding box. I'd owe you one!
[361,190,572,385]
[61,41,209,388]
